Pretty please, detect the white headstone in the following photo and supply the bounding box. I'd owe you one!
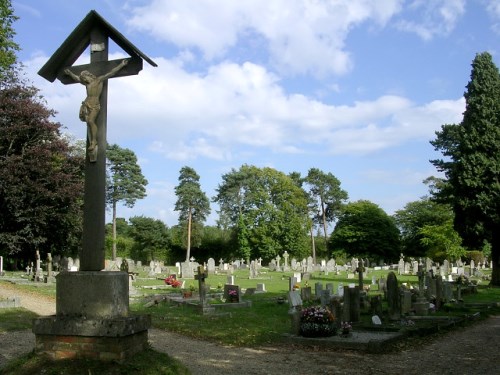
[338,284,344,297]
[372,315,382,325]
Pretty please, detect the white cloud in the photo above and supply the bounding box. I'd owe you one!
[26,50,464,162]
[395,0,465,40]
[126,0,403,77]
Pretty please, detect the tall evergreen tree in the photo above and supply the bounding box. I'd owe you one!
[174,166,211,261]
[431,52,500,286]
[106,144,147,260]
[304,168,348,244]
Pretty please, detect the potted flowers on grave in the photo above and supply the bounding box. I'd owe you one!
[299,305,337,337]
[340,321,352,337]
[228,289,239,303]
[182,284,196,298]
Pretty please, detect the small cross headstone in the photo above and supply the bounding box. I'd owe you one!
[195,265,209,306]
[283,251,290,271]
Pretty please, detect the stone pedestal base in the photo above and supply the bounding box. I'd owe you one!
[33,315,151,361]
[32,271,150,361]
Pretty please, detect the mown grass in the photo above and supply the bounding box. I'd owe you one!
[0,263,496,375]
[0,348,190,375]
[0,308,38,332]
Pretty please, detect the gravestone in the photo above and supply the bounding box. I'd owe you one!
[315,282,323,297]
[337,283,344,297]
[256,283,266,292]
[289,276,298,291]
[301,286,312,301]
[291,272,301,283]
[398,256,404,275]
[207,258,216,274]
[181,261,194,279]
[195,265,209,306]
[342,286,360,323]
[283,251,290,271]
[442,259,449,275]
[401,291,412,315]
[45,253,55,283]
[320,289,331,307]
[275,255,281,272]
[326,259,335,272]
[32,11,156,361]
[326,283,334,294]
[0,256,3,276]
[224,284,241,303]
[227,275,235,285]
[306,256,314,272]
[34,250,43,282]
[435,277,443,310]
[386,272,401,320]
[288,290,303,335]
[414,262,429,315]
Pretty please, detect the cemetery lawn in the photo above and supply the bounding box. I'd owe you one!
[0,348,190,375]
[0,308,38,332]
[132,293,291,346]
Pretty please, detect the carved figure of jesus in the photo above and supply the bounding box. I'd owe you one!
[64,59,128,158]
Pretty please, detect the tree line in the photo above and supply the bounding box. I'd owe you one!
[0,1,498,284]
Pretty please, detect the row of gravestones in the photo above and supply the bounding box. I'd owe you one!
[398,257,492,276]
[288,270,464,327]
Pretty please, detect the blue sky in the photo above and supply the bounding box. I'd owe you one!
[12,0,500,229]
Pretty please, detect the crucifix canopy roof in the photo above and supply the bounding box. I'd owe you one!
[38,10,157,82]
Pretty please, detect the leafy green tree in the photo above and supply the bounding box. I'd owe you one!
[419,220,465,262]
[304,168,348,245]
[0,75,84,265]
[0,0,19,81]
[128,216,170,262]
[393,198,454,257]
[174,166,211,261]
[214,165,310,261]
[430,52,500,286]
[330,200,400,262]
[106,144,147,260]
[237,213,251,262]
[105,218,134,259]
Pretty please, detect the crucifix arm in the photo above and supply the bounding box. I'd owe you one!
[64,68,81,83]
[98,59,128,81]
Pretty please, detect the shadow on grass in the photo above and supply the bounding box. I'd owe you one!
[0,347,190,375]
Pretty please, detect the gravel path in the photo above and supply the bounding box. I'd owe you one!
[1,281,499,374]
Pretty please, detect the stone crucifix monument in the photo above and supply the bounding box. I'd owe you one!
[33,10,157,361]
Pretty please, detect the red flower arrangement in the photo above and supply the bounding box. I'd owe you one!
[164,275,182,288]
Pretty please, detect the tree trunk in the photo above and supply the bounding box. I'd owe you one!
[112,200,117,260]
[321,199,328,244]
[491,228,500,287]
[186,207,192,262]
[310,224,316,264]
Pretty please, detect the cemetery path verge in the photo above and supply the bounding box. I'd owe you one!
[0,281,55,316]
[1,285,499,374]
